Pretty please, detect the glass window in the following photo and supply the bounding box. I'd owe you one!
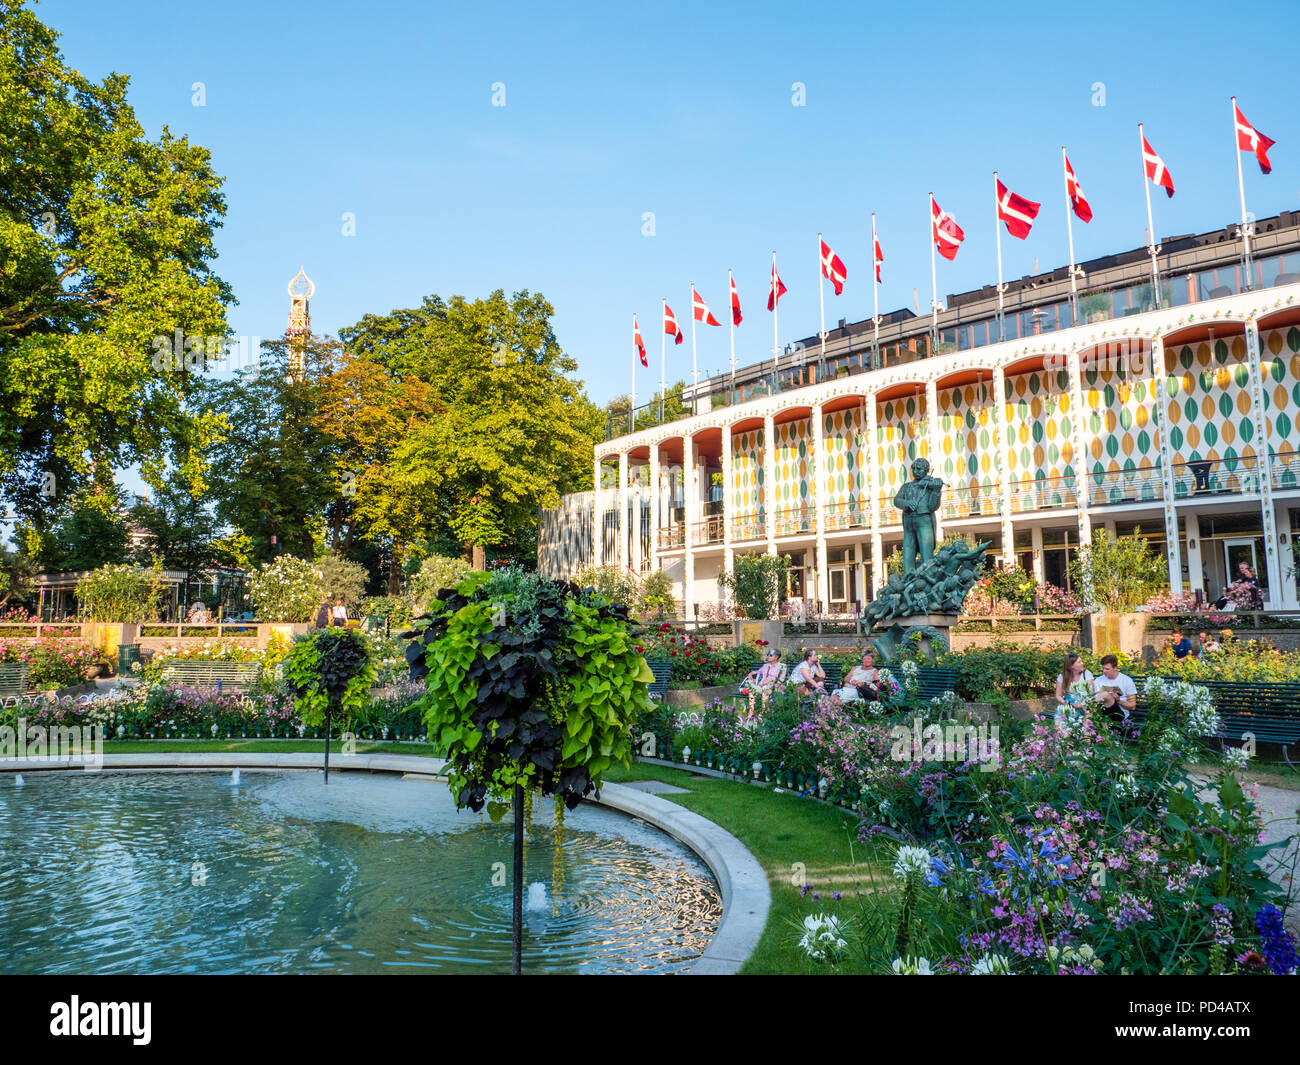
[1014,529,1032,549]
[957,325,972,350]
[1259,255,1283,288]
[971,320,989,347]
[1168,275,1192,307]
[1196,270,1219,301]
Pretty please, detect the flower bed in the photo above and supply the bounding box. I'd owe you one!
[0,637,103,690]
[638,623,760,687]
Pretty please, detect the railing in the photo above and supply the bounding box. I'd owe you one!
[1171,455,1261,499]
[955,613,1083,632]
[823,498,872,532]
[878,496,901,527]
[657,523,685,550]
[0,621,83,636]
[1270,448,1300,491]
[692,515,726,546]
[942,481,1001,521]
[773,503,815,538]
[731,511,765,542]
[138,622,260,638]
[1009,474,1077,513]
[1087,464,1164,507]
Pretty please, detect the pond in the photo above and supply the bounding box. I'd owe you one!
[0,770,721,974]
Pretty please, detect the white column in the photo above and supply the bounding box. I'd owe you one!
[617,451,629,571]
[763,412,777,555]
[1277,500,1299,609]
[630,468,644,576]
[812,403,829,611]
[993,366,1015,566]
[1186,512,1204,601]
[925,378,942,546]
[722,426,734,579]
[1067,347,1093,550]
[867,397,883,593]
[1030,525,1045,584]
[648,444,660,573]
[684,434,697,618]
[592,456,603,568]
[1245,318,1282,607]
[1147,336,1183,595]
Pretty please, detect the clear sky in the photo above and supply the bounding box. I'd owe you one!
[35,0,1300,409]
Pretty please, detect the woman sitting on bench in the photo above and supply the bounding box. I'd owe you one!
[790,650,827,698]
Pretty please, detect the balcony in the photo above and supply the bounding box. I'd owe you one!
[823,498,872,532]
[1009,474,1077,514]
[692,501,726,546]
[1171,455,1261,499]
[1087,464,1163,507]
[773,503,815,538]
[942,481,1000,521]
[1271,449,1300,491]
[657,523,685,550]
[731,510,765,542]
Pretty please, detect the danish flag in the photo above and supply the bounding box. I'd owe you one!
[692,286,721,326]
[819,235,847,295]
[1064,151,1093,223]
[729,273,742,326]
[1234,99,1275,175]
[873,231,883,282]
[931,196,964,261]
[995,176,1040,240]
[1141,129,1175,198]
[633,315,647,367]
[767,257,787,311]
[663,302,683,345]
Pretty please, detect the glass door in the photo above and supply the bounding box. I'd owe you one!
[1223,538,1264,605]
[829,566,848,611]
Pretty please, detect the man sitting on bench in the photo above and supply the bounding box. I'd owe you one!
[1093,654,1137,724]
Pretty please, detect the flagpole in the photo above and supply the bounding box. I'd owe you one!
[728,269,737,401]
[1063,147,1080,325]
[871,213,880,370]
[1139,123,1162,309]
[660,298,667,425]
[817,232,827,379]
[631,314,637,435]
[1232,96,1254,290]
[994,171,1005,342]
[929,194,938,355]
[771,251,779,389]
[690,284,699,393]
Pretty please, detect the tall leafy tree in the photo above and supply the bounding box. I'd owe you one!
[339,290,603,568]
[128,470,231,610]
[0,3,232,526]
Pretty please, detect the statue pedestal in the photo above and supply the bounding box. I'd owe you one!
[867,614,960,663]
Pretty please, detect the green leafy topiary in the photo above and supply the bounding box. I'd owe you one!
[284,628,376,727]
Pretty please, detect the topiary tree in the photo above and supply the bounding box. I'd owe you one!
[638,569,676,619]
[718,553,791,618]
[315,552,369,610]
[248,556,323,622]
[404,565,651,973]
[408,553,474,614]
[1070,529,1167,614]
[283,628,376,782]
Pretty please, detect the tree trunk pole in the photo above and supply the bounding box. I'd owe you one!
[323,702,332,784]
[511,782,524,975]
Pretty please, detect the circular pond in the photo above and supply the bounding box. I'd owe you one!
[0,770,721,974]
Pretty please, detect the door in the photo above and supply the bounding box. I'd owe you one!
[829,566,848,611]
[1223,538,1264,604]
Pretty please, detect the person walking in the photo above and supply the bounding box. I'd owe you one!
[331,598,348,628]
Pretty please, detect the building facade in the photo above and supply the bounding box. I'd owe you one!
[540,215,1300,615]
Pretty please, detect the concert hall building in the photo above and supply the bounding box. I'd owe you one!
[539,211,1300,617]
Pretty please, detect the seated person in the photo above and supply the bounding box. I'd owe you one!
[743,650,786,692]
[1092,654,1138,723]
[1169,629,1193,660]
[790,650,827,697]
[1197,630,1221,657]
[1054,652,1095,708]
[835,650,881,703]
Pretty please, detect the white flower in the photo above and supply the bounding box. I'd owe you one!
[970,953,1012,975]
[1114,772,1138,800]
[1222,746,1250,771]
[798,913,848,962]
[893,845,932,882]
[891,956,933,975]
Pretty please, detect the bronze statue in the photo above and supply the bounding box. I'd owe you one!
[893,457,944,575]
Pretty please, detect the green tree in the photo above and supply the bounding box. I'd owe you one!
[339,290,604,568]
[128,471,231,612]
[1070,529,1168,613]
[40,492,130,572]
[0,4,232,523]
[719,554,791,619]
[315,551,369,610]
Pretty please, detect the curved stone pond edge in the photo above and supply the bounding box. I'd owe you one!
[0,753,770,976]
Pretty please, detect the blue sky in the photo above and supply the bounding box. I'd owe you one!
[37,0,1300,410]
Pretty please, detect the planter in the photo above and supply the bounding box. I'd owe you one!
[732,618,783,650]
[1090,612,1149,659]
[257,622,312,646]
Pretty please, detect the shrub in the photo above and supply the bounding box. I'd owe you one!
[718,554,791,619]
[248,556,323,622]
[315,552,369,609]
[74,560,166,623]
[0,637,101,690]
[572,564,640,611]
[1070,530,1167,613]
[638,569,676,619]
[409,554,474,613]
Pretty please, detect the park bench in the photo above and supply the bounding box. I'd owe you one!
[906,667,961,703]
[0,662,30,701]
[1129,678,1300,766]
[647,661,671,700]
[161,661,262,694]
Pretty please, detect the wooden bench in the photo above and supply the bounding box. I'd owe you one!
[0,662,29,700]
[908,667,961,703]
[1130,678,1300,766]
[647,661,671,700]
[161,661,262,694]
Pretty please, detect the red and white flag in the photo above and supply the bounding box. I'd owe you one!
[1064,152,1093,223]
[633,315,647,367]
[767,258,787,311]
[931,197,964,261]
[729,273,742,326]
[819,235,847,295]
[1234,99,1275,175]
[663,302,683,345]
[1142,130,1175,198]
[996,177,1040,239]
[691,286,721,326]
[873,230,883,282]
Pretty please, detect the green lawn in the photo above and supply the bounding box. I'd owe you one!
[102,739,442,757]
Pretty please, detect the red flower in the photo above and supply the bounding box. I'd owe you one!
[659,623,671,632]
[635,646,645,654]
[670,650,677,656]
